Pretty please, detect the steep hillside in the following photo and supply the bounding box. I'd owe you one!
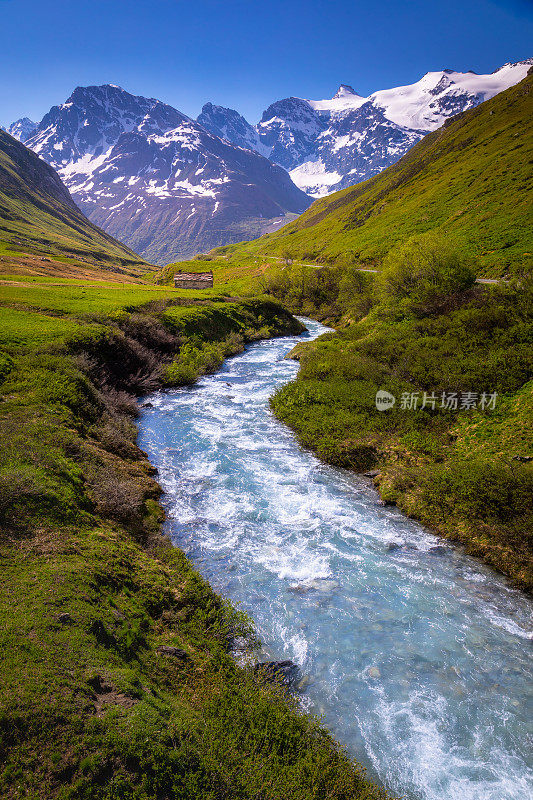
[20,85,311,264]
[0,128,148,279]
[229,69,533,277]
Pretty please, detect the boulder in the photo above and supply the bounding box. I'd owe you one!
[156,645,189,661]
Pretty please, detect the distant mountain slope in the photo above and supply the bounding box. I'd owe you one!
[230,69,533,277]
[0,128,147,278]
[21,85,311,263]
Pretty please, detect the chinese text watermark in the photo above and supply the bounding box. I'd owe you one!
[376,390,498,411]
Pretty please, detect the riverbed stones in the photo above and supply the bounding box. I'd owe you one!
[428,545,448,555]
[287,578,339,594]
[297,674,312,691]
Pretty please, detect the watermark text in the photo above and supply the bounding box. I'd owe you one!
[376,390,498,411]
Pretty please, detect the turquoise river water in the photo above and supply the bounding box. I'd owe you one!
[138,319,532,800]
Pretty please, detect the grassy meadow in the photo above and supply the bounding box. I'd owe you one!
[0,270,391,800]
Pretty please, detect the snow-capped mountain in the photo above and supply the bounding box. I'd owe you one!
[256,97,328,170]
[203,59,533,197]
[290,60,533,195]
[289,99,425,197]
[7,117,37,142]
[12,59,531,261]
[21,85,311,263]
[197,102,268,156]
[366,61,533,129]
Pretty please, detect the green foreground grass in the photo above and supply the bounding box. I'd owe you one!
[0,278,388,800]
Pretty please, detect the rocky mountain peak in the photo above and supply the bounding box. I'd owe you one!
[7,117,38,143]
[197,102,267,154]
[334,84,358,98]
[22,85,311,263]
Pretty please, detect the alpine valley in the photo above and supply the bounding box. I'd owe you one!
[10,86,311,264]
[7,59,532,262]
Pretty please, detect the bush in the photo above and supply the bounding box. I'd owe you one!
[378,232,476,315]
[88,466,145,526]
[422,459,533,524]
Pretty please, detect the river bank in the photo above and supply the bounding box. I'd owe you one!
[259,264,533,592]
[138,319,533,800]
[0,291,387,799]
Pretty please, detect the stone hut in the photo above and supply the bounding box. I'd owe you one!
[174,270,214,289]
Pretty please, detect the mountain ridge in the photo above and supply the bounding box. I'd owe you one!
[200,59,532,197]
[219,69,533,277]
[8,59,531,262]
[17,85,311,264]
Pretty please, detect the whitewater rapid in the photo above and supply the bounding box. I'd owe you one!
[138,319,533,800]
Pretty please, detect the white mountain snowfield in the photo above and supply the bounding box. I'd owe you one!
[282,60,533,196]
[368,61,533,129]
[6,58,531,257]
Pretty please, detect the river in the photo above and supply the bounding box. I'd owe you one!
[138,319,532,800]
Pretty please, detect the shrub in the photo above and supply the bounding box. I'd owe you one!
[422,459,533,524]
[378,232,476,315]
[88,466,145,527]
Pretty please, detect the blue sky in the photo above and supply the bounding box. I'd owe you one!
[0,0,531,128]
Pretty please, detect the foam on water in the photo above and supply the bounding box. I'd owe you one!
[138,320,533,800]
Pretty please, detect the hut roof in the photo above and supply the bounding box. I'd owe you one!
[174,271,213,281]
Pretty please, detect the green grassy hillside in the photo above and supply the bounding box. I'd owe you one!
[214,69,533,279]
[0,129,149,280]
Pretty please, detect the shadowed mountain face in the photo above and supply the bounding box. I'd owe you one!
[256,97,329,170]
[20,85,311,264]
[0,127,146,277]
[197,102,268,156]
